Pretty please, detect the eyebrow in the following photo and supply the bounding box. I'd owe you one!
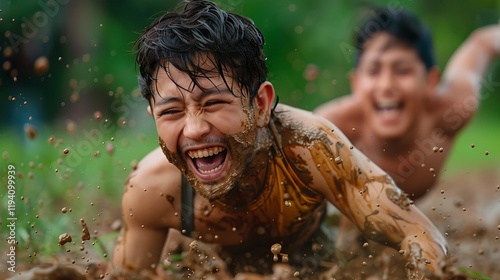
[153,87,232,107]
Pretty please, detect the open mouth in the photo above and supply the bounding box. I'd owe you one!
[375,100,403,112]
[374,101,404,125]
[187,146,228,182]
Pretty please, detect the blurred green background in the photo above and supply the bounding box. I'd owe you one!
[1,0,500,270]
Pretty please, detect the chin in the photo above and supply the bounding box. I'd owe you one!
[193,178,234,201]
[373,125,408,140]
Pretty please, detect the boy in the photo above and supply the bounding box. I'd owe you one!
[315,8,500,199]
[111,1,448,279]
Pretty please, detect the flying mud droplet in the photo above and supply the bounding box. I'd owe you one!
[470,143,475,148]
[118,117,127,127]
[433,146,439,153]
[58,233,72,246]
[94,111,102,120]
[271,243,282,262]
[34,56,49,75]
[61,207,68,213]
[303,64,319,81]
[106,142,115,155]
[484,151,489,156]
[80,219,91,241]
[66,120,76,134]
[24,123,37,140]
[334,156,343,165]
[63,148,70,155]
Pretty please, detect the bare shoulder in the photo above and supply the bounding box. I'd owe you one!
[313,95,362,132]
[122,147,181,229]
[275,104,352,144]
[129,147,179,184]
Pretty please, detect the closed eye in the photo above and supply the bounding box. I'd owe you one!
[155,108,183,119]
[202,99,230,111]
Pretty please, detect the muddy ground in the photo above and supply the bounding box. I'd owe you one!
[2,166,499,280]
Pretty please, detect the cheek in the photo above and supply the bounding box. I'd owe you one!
[210,110,249,134]
[156,123,179,152]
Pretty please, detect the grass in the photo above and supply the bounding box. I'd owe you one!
[1,115,158,270]
[442,113,500,176]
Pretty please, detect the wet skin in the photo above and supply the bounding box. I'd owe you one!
[315,26,500,199]
[112,64,448,278]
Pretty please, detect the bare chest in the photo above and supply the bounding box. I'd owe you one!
[185,195,325,248]
[355,132,454,198]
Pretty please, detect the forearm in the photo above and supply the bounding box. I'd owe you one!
[400,223,448,278]
[111,227,167,272]
[341,177,448,277]
[443,25,500,89]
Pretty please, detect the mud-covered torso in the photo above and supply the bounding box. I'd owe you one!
[190,109,329,252]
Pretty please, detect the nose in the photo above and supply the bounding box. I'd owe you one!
[377,70,394,93]
[183,113,210,140]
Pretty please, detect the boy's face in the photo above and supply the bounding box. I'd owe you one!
[351,32,431,139]
[151,63,262,201]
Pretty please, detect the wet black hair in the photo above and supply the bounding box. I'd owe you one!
[135,0,268,103]
[354,7,436,70]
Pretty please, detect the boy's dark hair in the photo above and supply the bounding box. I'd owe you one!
[135,0,268,103]
[354,8,436,70]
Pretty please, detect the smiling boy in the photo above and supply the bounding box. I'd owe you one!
[315,8,500,200]
[111,1,448,279]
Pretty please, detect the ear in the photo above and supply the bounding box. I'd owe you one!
[426,67,441,96]
[349,70,359,96]
[254,81,275,127]
[147,105,152,116]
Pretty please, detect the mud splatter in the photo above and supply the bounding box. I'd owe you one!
[58,233,72,246]
[80,219,90,241]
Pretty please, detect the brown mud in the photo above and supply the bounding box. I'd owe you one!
[2,167,499,280]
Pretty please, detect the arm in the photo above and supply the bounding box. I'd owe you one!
[111,148,180,273]
[306,118,447,278]
[438,24,500,131]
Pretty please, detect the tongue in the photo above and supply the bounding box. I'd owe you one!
[194,152,225,172]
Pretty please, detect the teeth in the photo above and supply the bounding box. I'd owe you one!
[377,101,399,110]
[188,146,225,159]
[199,164,223,174]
